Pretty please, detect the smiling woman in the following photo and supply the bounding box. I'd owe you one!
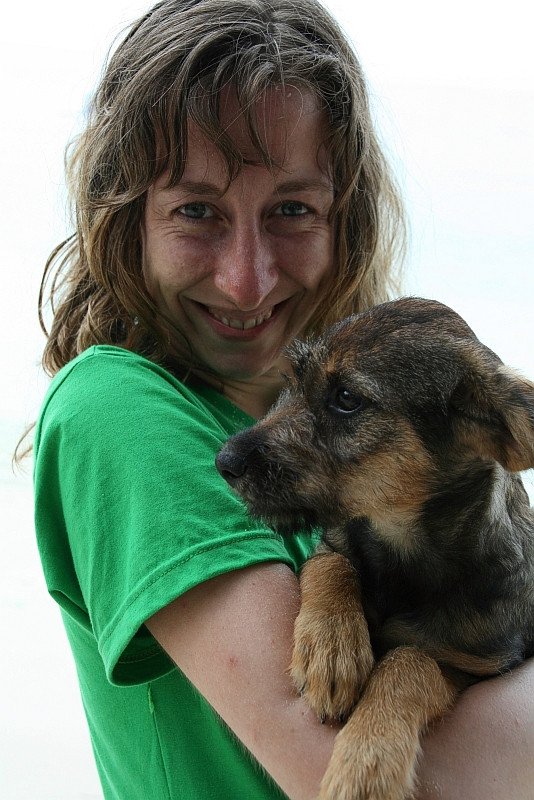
[33,3,407,798]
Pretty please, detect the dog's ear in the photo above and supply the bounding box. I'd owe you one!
[451,364,534,472]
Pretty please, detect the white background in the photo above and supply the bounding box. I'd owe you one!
[1,1,532,797]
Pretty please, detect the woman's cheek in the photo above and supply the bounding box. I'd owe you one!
[278,235,333,289]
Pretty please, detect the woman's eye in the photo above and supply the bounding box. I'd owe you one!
[275,201,309,217]
[177,203,214,219]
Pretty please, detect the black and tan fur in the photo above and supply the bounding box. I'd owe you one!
[215,297,534,800]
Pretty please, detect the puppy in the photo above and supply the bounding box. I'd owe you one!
[215,297,534,800]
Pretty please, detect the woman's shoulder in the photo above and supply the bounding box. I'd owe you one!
[37,346,180,427]
[35,345,253,449]
[48,345,180,393]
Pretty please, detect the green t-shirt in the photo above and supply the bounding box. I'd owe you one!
[34,345,317,800]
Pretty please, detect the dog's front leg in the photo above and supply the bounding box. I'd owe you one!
[320,646,457,800]
[290,549,374,723]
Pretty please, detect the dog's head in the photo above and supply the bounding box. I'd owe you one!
[216,297,534,535]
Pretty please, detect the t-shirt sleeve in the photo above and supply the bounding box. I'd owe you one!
[34,349,308,686]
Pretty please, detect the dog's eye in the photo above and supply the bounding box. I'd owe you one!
[328,388,365,415]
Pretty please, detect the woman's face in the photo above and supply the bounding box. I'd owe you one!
[142,87,335,389]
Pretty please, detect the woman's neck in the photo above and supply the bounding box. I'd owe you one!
[192,361,290,419]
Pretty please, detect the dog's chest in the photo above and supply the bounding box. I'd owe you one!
[334,519,439,630]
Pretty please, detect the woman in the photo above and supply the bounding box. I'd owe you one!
[33,1,534,798]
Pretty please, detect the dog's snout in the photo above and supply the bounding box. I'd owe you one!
[215,447,247,486]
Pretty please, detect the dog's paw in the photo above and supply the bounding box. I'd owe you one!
[319,720,419,800]
[318,647,454,800]
[290,602,374,722]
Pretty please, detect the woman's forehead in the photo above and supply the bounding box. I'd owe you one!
[218,84,324,156]
[155,85,331,191]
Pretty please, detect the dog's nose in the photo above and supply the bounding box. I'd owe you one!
[215,448,247,486]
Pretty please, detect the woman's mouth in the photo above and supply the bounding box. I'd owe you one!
[207,306,275,331]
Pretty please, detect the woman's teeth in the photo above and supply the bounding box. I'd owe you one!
[209,308,273,330]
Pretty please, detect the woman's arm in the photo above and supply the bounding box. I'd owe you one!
[146,561,340,800]
[146,561,534,800]
[416,657,534,799]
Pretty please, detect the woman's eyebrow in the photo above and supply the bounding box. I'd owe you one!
[161,180,225,198]
[274,179,334,195]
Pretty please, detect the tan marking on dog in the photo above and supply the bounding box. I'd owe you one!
[425,646,512,676]
[337,420,435,551]
[324,352,339,375]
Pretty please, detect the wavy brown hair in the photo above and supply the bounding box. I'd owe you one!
[40,0,405,378]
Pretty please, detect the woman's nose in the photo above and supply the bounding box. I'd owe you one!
[213,225,279,310]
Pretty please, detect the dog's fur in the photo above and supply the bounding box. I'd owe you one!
[215,297,534,800]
